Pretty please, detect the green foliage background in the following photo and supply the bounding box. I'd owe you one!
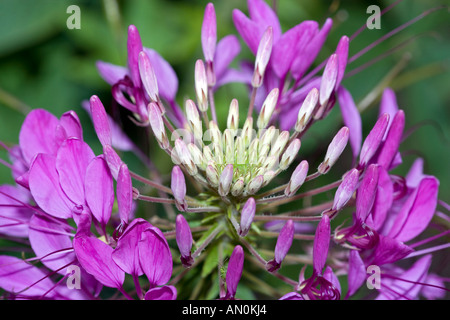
[0,0,448,299]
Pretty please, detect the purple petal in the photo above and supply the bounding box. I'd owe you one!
[337,87,362,161]
[323,266,341,295]
[379,87,399,133]
[28,214,75,274]
[335,36,349,87]
[127,25,144,88]
[89,95,112,147]
[377,110,405,170]
[279,292,304,300]
[138,226,173,287]
[144,285,177,300]
[175,214,193,261]
[103,145,123,180]
[85,157,114,227]
[332,168,359,211]
[0,255,61,299]
[29,154,74,219]
[376,254,431,300]
[73,235,125,289]
[388,177,439,242]
[225,245,244,299]
[143,48,179,103]
[19,109,60,164]
[214,35,241,80]
[271,24,301,78]
[0,185,32,238]
[369,234,413,266]
[233,9,261,54]
[356,164,379,222]
[313,214,331,274]
[247,0,282,42]
[405,158,424,189]
[117,164,133,224]
[59,111,83,141]
[112,218,151,276]
[347,250,367,297]
[202,3,217,62]
[370,166,393,231]
[56,138,95,205]
[96,60,128,85]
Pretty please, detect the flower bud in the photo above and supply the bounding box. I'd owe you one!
[295,88,319,133]
[171,166,187,212]
[227,99,239,131]
[224,245,244,300]
[257,88,279,129]
[202,3,217,87]
[186,99,203,141]
[313,215,331,274]
[239,197,256,237]
[246,175,264,195]
[138,51,159,102]
[332,168,359,211]
[176,214,193,268]
[117,163,132,225]
[188,143,206,170]
[195,59,208,112]
[279,139,301,170]
[356,164,379,222]
[318,127,349,174]
[175,139,198,176]
[231,177,245,197]
[206,164,219,187]
[359,113,390,168]
[319,53,338,107]
[266,220,294,272]
[218,164,233,197]
[90,95,111,147]
[148,102,169,150]
[285,160,309,197]
[252,26,273,88]
[270,131,290,158]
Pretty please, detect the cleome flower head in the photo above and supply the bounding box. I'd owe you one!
[0,0,448,302]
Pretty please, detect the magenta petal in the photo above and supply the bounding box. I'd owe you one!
[405,158,424,188]
[127,25,144,88]
[370,234,413,266]
[59,111,83,141]
[389,177,439,242]
[377,110,405,170]
[356,164,379,222]
[247,0,282,42]
[313,214,331,274]
[0,185,32,238]
[201,3,217,62]
[279,292,304,300]
[96,60,129,85]
[376,254,432,300]
[56,138,95,205]
[19,109,60,164]
[143,48,179,103]
[233,9,261,54]
[144,285,177,300]
[89,95,112,147]
[112,218,151,276]
[73,235,125,289]
[0,255,60,299]
[28,214,75,274]
[370,166,393,231]
[138,226,173,287]
[337,86,362,161]
[214,35,241,80]
[103,145,123,180]
[347,250,367,297]
[29,154,74,219]
[225,245,244,299]
[85,157,114,227]
[359,113,390,167]
[335,36,349,87]
[271,25,300,78]
[379,87,399,132]
[323,266,341,295]
[117,164,132,224]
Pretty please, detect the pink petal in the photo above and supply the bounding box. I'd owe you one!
[59,111,83,141]
[144,285,177,300]
[56,138,95,205]
[73,235,125,289]
[96,60,129,85]
[347,250,367,297]
[85,157,114,227]
[29,154,74,219]
[247,0,282,42]
[370,166,393,231]
[0,185,32,238]
[214,35,241,80]
[19,109,60,164]
[313,215,331,274]
[233,9,261,54]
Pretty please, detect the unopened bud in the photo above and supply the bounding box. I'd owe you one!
[176,214,194,268]
[332,168,359,211]
[138,51,159,102]
[295,88,319,133]
[175,139,198,176]
[206,164,219,187]
[227,99,239,131]
[270,131,290,158]
[257,88,279,129]
[247,175,264,195]
[279,139,301,170]
[148,102,169,149]
[89,95,112,147]
[318,127,349,174]
[252,26,273,88]
[188,143,206,170]
[195,59,208,112]
[239,197,256,237]
[171,166,187,212]
[231,177,245,197]
[359,113,390,168]
[219,164,234,197]
[285,160,309,197]
[186,99,203,141]
[319,53,338,107]
[266,220,294,272]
